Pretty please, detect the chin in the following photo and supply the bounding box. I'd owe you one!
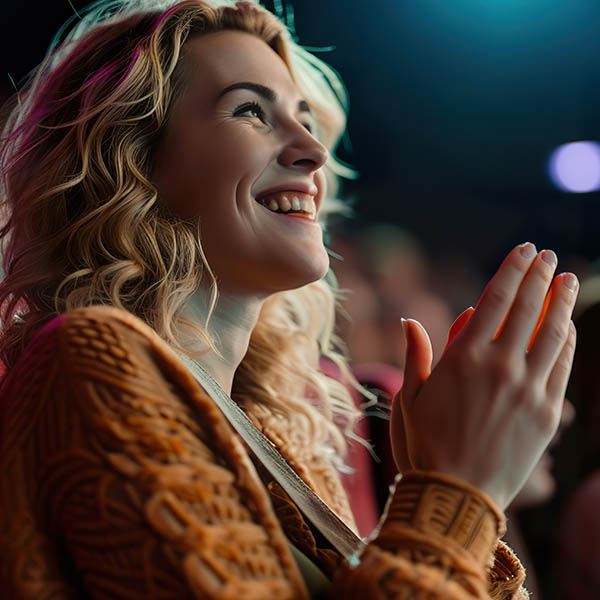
[273,253,330,291]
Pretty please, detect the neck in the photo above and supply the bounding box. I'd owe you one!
[178,286,264,395]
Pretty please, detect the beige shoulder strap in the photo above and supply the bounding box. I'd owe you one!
[177,352,365,560]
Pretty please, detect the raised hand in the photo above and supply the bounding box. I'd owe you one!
[391,243,578,509]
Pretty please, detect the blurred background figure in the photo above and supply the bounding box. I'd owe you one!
[328,227,404,517]
[330,223,475,512]
[555,275,600,599]
[504,400,576,600]
[357,223,454,367]
[331,223,460,368]
[328,231,389,366]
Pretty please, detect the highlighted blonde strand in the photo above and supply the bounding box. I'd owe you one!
[0,0,364,462]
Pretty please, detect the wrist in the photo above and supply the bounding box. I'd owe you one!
[375,470,506,566]
[422,468,511,510]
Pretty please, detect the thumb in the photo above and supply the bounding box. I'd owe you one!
[390,319,433,472]
[401,318,433,403]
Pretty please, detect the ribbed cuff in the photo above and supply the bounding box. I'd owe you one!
[376,470,506,569]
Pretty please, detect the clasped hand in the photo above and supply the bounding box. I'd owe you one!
[391,243,578,509]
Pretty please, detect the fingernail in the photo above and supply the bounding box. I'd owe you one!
[562,272,578,291]
[519,242,536,259]
[541,249,557,267]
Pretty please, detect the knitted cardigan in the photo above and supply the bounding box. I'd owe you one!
[0,306,527,599]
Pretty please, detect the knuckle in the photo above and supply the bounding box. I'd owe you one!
[534,260,554,280]
[553,356,573,380]
[535,402,561,433]
[564,330,577,353]
[509,255,530,275]
[512,298,539,321]
[553,288,573,310]
[456,344,481,372]
[490,354,522,385]
[547,322,568,345]
[486,286,511,308]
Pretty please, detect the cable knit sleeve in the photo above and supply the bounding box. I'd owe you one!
[0,305,527,600]
[1,306,306,599]
[330,471,527,600]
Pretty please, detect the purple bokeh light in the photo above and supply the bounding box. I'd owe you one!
[548,141,600,193]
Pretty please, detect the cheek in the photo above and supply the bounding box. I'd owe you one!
[154,121,274,221]
[184,127,271,193]
[215,127,276,183]
[153,138,231,218]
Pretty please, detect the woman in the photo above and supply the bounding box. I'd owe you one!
[0,1,578,598]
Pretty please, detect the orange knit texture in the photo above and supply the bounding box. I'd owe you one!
[0,306,526,599]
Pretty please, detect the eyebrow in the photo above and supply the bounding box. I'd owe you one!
[217,81,312,114]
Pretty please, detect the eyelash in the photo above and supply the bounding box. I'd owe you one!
[232,101,313,133]
[233,101,267,123]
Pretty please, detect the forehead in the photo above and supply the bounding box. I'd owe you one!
[181,30,299,99]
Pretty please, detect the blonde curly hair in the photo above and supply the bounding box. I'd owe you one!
[0,0,364,459]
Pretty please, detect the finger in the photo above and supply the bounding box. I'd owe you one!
[495,250,557,351]
[444,306,475,354]
[493,264,553,345]
[546,320,576,401]
[391,319,432,472]
[400,318,433,403]
[528,286,553,351]
[463,242,537,344]
[528,273,579,379]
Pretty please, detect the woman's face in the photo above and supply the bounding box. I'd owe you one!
[153,30,330,296]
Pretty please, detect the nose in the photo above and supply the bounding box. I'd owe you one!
[277,124,329,172]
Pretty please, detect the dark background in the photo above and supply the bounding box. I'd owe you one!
[3,0,600,272]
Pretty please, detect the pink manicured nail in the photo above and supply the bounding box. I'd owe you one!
[519,242,536,259]
[541,249,557,267]
[562,272,578,291]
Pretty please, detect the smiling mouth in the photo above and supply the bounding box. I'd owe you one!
[255,191,317,220]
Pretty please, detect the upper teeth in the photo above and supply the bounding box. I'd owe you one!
[257,192,317,219]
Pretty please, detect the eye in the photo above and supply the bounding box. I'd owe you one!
[233,101,267,123]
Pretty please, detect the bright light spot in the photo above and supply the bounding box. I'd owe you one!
[548,141,600,193]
